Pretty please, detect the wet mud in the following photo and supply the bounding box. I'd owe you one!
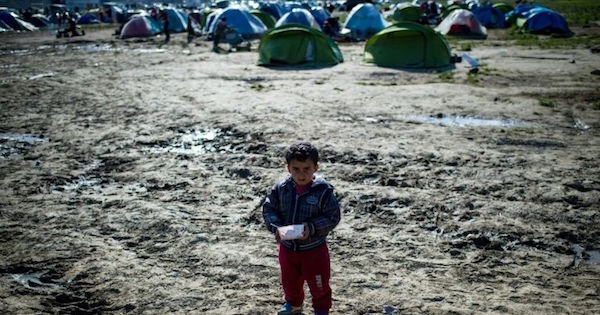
[1,29,599,314]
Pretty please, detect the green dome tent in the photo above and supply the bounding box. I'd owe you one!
[364,22,451,68]
[251,9,276,29]
[392,3,422,23]
[258,24,343,66]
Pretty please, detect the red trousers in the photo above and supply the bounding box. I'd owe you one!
[278,242,332,313]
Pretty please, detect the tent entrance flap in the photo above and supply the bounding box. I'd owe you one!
[266,31,311,65]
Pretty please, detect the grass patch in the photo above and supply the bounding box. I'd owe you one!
[482,0,600,49]
[489,0,600,27]
[438,71,454,83]
[478,64,499,76]
[250,83,265,91]
[356,81,377,86]
[538,99,555,108]
[464,72,480,85]
[533,0,600,27]
[501,24,600,48]
[447,38,482,50]
[459,43,472,51]
[355,80,397,86]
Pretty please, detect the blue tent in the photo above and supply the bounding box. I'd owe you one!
[163,8,188,33]
[310,6,330,28]
[505,4,537,26]
[343,3,387,40]
[521,7,571,35]
[28,14,50,28]
[473,4,505,29]
[208,7,267,39]
[0,11,37,31]
[0,18,12,31]
[275,8,321,30]
[259,3,284,20]
[78,12,101,24]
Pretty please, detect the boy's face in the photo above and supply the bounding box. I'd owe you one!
[287,159,318,186]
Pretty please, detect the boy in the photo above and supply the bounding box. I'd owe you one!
[263,142,341,315]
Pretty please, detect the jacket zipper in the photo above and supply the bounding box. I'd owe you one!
[291,191,299,251]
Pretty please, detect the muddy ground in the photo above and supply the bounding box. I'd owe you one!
[1,27,599,314]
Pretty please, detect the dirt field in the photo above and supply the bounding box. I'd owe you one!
[1,27,599,314]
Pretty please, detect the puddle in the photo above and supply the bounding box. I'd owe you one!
[574,119,590,131]
[60,176,102,191]
[76,43,121,53]
[9,272,62,293]
[142,128,237,155]
[0,133,46,144]
[1,63,19,69]
[75,45,166,54]
[363,114,528,128]
[28,72,55,80]
[588,250,600,265]
[2,49,33,56]
[397,114,527,127]
[0,133,46,159]
[363,174,381,184]
[132,48,167,54]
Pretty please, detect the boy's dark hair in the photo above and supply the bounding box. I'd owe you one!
[285,142,319,165]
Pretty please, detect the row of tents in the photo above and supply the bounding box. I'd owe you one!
[393,2,571,38]
[0,2,130,32]
[117,2,572,42]
[0,9,41,32]
[116,4,451,69]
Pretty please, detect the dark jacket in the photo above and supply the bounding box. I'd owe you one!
[263,176,341,251]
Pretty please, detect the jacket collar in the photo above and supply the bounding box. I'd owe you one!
[282,175,327,189]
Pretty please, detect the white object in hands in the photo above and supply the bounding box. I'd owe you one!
[277,224,304,240]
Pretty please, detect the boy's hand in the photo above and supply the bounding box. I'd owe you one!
[299,223,309,240]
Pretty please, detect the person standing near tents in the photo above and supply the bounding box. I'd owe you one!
[213,17,228,52]
[67,13,79,37]
[160,9,169,43]
[187,15,194,43]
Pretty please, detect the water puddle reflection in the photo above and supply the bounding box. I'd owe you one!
[76,44,121,53]
[142,128,237,156]
[1,63,19,69]
[0,133,46,159]
[0,133,46,143]
[3,49,33,56]
[60,177,102,191]
[10,273,62,293]
[363,114,528,128]
[29,72,55,80]
[588,250,600,265]
[574,119,590,131]
[132,48,166,54]
[75,44,167,54]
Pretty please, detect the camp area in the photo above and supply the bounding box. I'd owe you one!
[1,0,600,314]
